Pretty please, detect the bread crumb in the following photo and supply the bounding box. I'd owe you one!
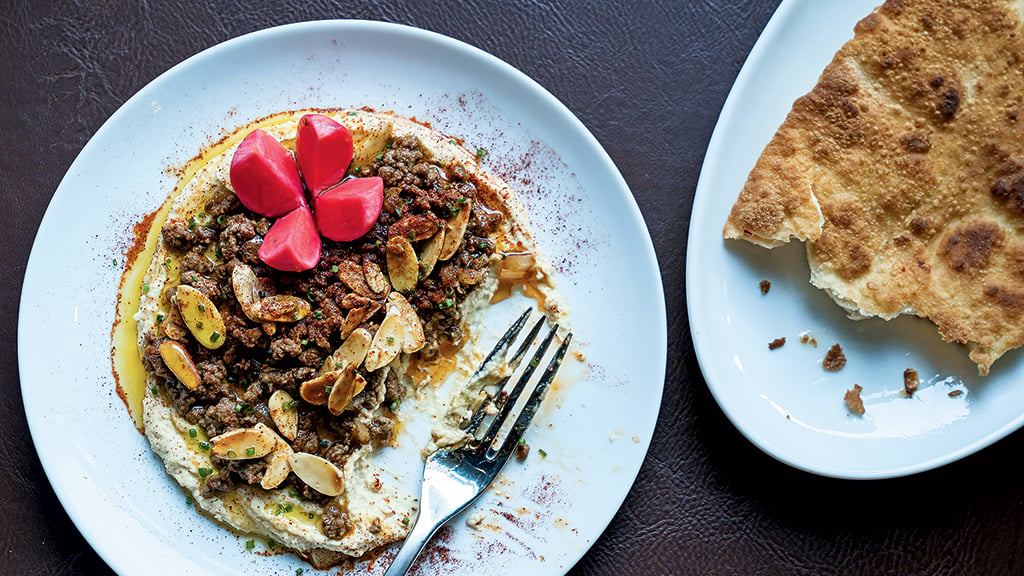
[903,368,919,397]
[949,389,964,398]
[768,337,786,350]
[760,280,771,294]
[845,384,865,415]
[466,513,485,530]
[799,332,818,347]
[823,344,847,371]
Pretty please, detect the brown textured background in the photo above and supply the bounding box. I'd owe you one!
[6,1,1024,574]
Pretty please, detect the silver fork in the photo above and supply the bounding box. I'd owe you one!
[383,308,572,576]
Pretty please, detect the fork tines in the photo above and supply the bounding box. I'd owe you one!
[462,308,572,462]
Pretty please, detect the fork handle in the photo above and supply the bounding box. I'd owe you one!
[382,511,441,576]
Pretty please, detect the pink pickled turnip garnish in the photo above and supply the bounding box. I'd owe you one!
[229,129,305,218]
[257,206,322,272]
[314,177,385,242]
[296,114,354,196]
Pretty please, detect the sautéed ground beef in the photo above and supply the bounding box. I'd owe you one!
[142,135,500,502]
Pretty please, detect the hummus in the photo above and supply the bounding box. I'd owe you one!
[127,108,567,566]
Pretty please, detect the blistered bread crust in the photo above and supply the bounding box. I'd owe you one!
[724,0,1024,375]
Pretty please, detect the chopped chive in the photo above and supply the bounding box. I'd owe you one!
[186,496,193,505]
[198,304,205,313]
[301,339,308,346]
[188,428,197,438]
[518,437,526,446]
[156,312,165,324]
[245,446,255,456]
[319,439,329,448]
[198,441,210,450]
[210,331,220,342]
[476,148,488,160]
[331,265,339,273]
[389,400,400,411]
[150,386,158,394]
[325,385,333,394]
[347,111,357,116]
[529,357,539,368]
[234,403,243,413]
[313,310,323,319]
[386,336,395,345]
[142,282,150,294]
[198,467,213,478]
[375,154,383,161]
[296,569,305,575]
[538,448,548,457]
[217,214,226,225]
[227,449,236,458]
[267,540,276,549]
[196,321,204,329]
[445,286,454,296]
[245,539,254,550]
[354,167,362,173]
[308,513,315,519]
[402,516,410,524]
[285,504,293,513]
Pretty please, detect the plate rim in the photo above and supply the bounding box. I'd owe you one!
[19,18,667,575]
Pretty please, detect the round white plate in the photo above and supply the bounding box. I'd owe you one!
[688,0,1024,479]
[18,21,665,575]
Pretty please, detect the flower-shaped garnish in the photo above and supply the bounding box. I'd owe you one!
[229,113,384,272]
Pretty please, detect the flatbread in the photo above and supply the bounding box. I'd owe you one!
[724,0,1024,375]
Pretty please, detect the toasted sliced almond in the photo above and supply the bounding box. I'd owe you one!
[322,328,373,375]
[364,307,404,372]
[327,365,362,416]
[388,213,443,242]
[231,263,260,320]
[419,228,444,278]
[339,300,383,340]
[336,258,376,297]
[268,389,299,440]
[387,292,425,353]
[210,423,278,460]
[351,122,392,167]
[300,371,338,406]
[253,295,311,323]
[158,340,202,390]
[288,452,344,496]
[386,236,419,293]
[232,263,278,333]
[261,442,293,490]
[439,198,472,261]
[174,285,227,349]
[363,256,390,295]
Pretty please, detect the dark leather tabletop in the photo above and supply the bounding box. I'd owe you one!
[6,1,1024,575]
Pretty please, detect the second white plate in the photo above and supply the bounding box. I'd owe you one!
[688,0,1024,479]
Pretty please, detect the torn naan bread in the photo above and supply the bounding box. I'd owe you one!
[724,0,1024,375]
